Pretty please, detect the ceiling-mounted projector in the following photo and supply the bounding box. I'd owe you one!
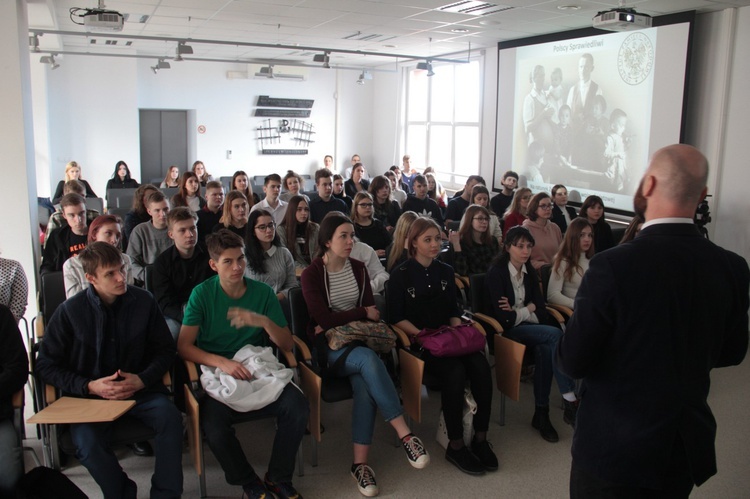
[70,2,124,32]
[593,8,652,31]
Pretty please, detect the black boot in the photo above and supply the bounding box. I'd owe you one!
[532,406,559,443]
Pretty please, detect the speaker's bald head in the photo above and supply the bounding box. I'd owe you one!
[647,144,708,206]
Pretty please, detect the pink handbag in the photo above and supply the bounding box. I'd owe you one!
[416,323,486,357]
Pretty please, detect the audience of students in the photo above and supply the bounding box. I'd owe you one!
[351,192,392,258]
[45,180,101,246]
[231,170,258,208]
[384,170,407,207]
[470,185,503,245]
[105,161,140,190]
[152,208,215,339]
[178,230,308,499]
[449,205,501,276]
[550,184,577,234]
[344,163,371,198]
[38,242,183,499]
[126,190,172,284]
[192,160,212,186]
[280,170,309,203]
[369,175,401,230]
[250,174,288,225]
[301,213,430,496]
[160,165,180,188]
[522,192,563,270]
[214,190,250,239]
[41,193,90,274]
[197,180,225,244]
[579,194,615,253]
[490,170,518,218]
[123,184,159,250]
[485,226,579,443]
[402,175,444,228]
[171,171,206,212]
[244,210,297,322]
[388,217,497,476]
[548,218,594,309]
[52,161,98,204]
[385,210,419,272]
[277,195,319,270]
[63,214,133,298]
[309,169,347,223]
[332,173,353,211]
[503,187,532,237]
[445,175,485,226]
[0,256,28,323]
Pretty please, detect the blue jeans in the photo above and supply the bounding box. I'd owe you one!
[0,418,23,497]
[327,346,404,445]
[504,323,575,407]
[70,392,183,499]
[201,383,308,485]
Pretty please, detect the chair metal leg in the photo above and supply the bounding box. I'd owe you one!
[310,436,318,467]
[50,423,60,470]
[199,437,207,498]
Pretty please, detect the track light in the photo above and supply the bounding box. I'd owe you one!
[40,54,59,70]
[313,51,331,69]
[356,70,372,85]
[175,41,193,61]
[417,60,434,77]
[151,59,171,73]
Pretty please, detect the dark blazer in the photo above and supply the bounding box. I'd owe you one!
[344,178,370,198]
[550,204,577,233]
[485,260,549,331]
[557,223,749,489]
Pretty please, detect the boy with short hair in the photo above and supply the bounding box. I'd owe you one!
[445,175,485,226]
[152,207,215,339]
[126,190,172,283]
[490,171,518,217]
[309,168,347,223]
[41,193,90,274]
[45,180,100,245]
[402,175,444,228]
[197,180,224,245]
[178,229,308,499]
[250,174,288,225]
[36,242,182,499]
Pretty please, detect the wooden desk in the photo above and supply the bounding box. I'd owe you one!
[28,397,135,424]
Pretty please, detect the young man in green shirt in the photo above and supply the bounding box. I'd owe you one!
[178,229,307,499]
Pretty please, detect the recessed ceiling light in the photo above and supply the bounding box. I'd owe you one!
[451,28,470,33]
[478,19,500,26]
[557,5,581,11]
[384,44,397,48]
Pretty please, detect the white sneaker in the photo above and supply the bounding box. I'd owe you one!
[351,463,378,497]
[402,435,430,469]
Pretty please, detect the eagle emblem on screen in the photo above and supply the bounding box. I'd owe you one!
[617,32,654,85]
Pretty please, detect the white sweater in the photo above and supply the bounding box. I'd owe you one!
[201,345,295,412]
[547,254,590,308]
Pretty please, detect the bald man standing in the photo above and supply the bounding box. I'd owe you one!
[558,144,749,498]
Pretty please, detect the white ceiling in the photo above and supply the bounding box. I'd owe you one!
[28,0,750,68]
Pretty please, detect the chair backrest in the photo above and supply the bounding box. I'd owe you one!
[106,187,138,209]
[41,271,66,327]
[84,197,104,213]
[288,287,311,348]
[219,176,233,193]
[539,264,552,300]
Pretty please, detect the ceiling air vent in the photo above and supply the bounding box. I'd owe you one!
[438,1,513,16]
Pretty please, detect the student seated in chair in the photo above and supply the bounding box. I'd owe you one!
[41,193,90,275]
[177,229,308,499]
[36,242,183,499]
[126,190,172,285]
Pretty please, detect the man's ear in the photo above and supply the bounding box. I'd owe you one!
[642,174,657,198]
[84,272,96,285]
[208,259,218,272]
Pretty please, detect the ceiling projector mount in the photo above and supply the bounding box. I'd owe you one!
[70,0,124,32]
[593,2,652,32]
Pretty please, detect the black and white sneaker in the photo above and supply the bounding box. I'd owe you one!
[351,463,378,497]
[402,434,430,469]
